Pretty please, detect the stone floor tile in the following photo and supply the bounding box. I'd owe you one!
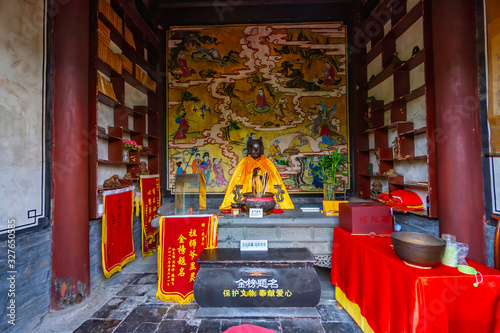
[317,304,352,323]
[322,322,363,333]
[197,319,221,333]
[90,297,127,319]
[113,306,169,332]
[281,319,325,333]
[164,302,200,320]
[100,273,143,288]
[73,319,122,333]
[117,284,154,297]
[157,319,198,333]
[133,322,160,332]
[132,273,158,285]
[107,297,148,319]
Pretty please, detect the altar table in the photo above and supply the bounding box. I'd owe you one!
[330,227,500,333]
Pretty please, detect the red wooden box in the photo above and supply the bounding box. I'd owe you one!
[339,202,393,234]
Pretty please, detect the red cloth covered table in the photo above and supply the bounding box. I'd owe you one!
[331,227,500,333]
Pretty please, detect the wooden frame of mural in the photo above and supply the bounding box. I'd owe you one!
[166,22,349,195]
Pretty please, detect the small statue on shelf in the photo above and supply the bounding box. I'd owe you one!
[412,45,420,56]
[123,172,133,180]
[141,146,153,154]
[363,109,373,129]
[383,168,398,176]
[103,174,120,188]
[370,181,383,200]
[392,137,399,159]
[392,52,401,66]
[139,161,150,175]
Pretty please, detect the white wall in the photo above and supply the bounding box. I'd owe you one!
[0,0,47,233]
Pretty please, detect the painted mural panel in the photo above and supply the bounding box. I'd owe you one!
[166,23,349,194]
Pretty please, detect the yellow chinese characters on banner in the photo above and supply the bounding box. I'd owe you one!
[140,175,161,258]
[156,215,218,304]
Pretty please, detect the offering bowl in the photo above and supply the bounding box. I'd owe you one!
[391,232,446,268]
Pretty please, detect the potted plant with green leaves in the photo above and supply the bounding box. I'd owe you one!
[311,148,349,215]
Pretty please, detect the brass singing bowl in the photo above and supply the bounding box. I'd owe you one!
[391,232,446,267]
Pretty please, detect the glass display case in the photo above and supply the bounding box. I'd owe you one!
[174,174,206,215]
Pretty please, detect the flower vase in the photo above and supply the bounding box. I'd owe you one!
[123,149,130,163]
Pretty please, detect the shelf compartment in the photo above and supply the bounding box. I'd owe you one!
[398,155,427,161]
[398,48,425,71]
[396,182,429,188]
[134,105,157,115]
[97,91,121,109]
[400,126,427,136]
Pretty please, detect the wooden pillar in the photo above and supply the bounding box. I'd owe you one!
[431,0,485,262]
[51,0,90,309]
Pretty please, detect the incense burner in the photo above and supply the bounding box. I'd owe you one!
[242,192,276,214]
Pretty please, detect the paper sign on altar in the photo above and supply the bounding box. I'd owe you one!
[156,214,218,304]
[102,186,135,278]
[140,175,160,258]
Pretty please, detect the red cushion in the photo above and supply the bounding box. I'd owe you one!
[223,324,275,333]
[390,190,423,206]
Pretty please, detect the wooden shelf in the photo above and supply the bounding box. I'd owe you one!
[143,133,159,140]
[90,0,161,218]
[399,182,429,188]
[400,127,427,136]
[98,11,159,82]
[354,0,437,218]
[397,155,427,161]
[362,0,423,64]
[359,173,401,178]
[97,91,121,108]
[97,159,139,165]
[98,132,122,141]
[134,105,157,115]
[140,151,158,156]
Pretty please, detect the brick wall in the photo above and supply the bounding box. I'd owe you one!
[0,226,52,333]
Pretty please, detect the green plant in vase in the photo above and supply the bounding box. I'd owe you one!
[312,148,349,201]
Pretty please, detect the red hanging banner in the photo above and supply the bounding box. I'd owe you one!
[140,175,160,258]
[156,215,218,304]
[102,187,135,278]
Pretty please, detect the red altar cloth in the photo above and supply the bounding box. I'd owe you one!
[331,227,500,333]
